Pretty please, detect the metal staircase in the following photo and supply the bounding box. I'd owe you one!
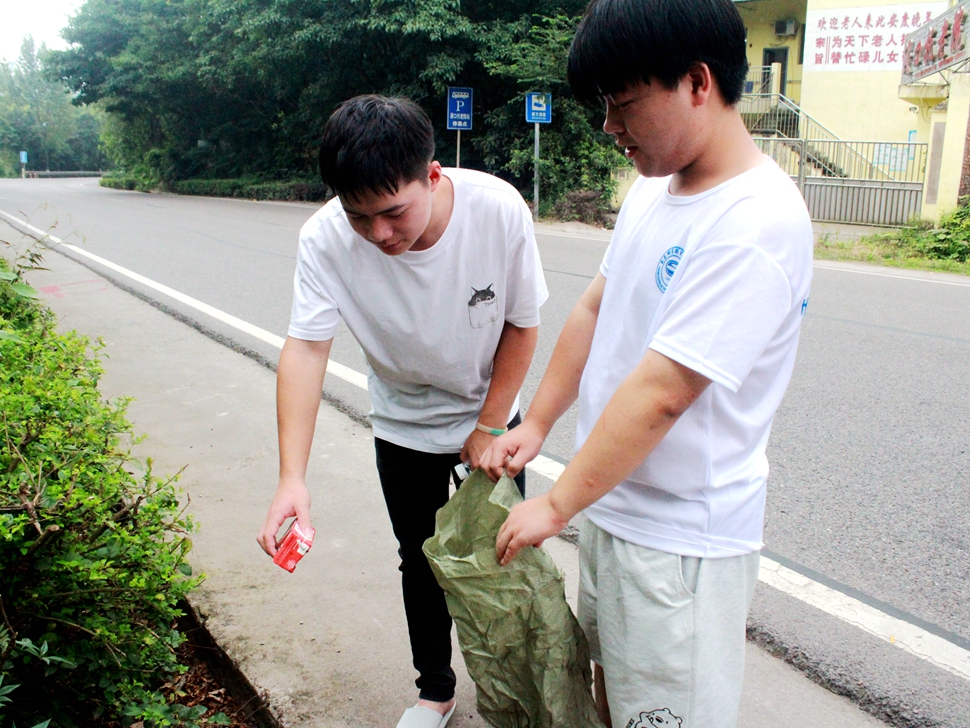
[739,67,927,226]
[739,65,904,181]
[742,96,887,180]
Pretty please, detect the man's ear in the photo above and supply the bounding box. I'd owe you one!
[686,62,714,106]
[427,160,444,192]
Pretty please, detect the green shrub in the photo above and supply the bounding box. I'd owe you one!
[551,190,614,228]
[241,179,330,202]
[99,175,140,191]
[171,177,330,202]
[0,255,205,726]
[915,202,970,263]
[172,178,251,198]
[820,201,970,275]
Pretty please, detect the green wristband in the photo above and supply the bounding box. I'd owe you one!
[475,422,508,436]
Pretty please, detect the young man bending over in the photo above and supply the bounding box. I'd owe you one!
[258,95,547,728]
[482,2,813,726]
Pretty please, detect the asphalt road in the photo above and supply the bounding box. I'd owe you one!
[2,177,968,726]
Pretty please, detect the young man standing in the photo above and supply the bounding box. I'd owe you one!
[482,1,813,727]
[257,95,547,728]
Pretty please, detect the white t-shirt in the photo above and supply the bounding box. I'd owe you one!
[580,159,813,558]
[288,168,548,453]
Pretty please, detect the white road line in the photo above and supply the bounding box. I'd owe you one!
[0,209,365,389]
[528,454,567,481]
[5,208,969,682]
[814,262,970,287]
[759,558,970,682]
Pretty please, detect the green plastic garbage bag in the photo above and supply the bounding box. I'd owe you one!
[422,469,605,728]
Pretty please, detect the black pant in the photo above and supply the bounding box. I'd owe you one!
[374,414,525,702]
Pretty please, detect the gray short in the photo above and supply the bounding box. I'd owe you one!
[578,519,760,728]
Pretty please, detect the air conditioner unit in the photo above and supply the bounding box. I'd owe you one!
[774,19,796,36]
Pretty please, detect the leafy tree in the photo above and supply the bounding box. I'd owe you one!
[0,37,105,175]
[476,14,625,208]
[47,0,626,206]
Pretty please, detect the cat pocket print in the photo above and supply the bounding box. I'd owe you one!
[467,284,499,329]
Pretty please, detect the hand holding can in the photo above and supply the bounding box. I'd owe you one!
[272,521,315,572]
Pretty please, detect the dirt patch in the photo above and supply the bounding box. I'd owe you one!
[170,600,281,728]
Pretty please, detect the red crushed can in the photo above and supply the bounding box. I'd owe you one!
[273,521,315,572]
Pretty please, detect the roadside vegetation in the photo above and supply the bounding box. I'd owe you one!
[0,38,106,177]
[36,0,624,215]
[815,200,970,276]
[0,240,227,727]
[101,174,331,203]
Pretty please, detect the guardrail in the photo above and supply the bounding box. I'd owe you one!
[23,171,105,178]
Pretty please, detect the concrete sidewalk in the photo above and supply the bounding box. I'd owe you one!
[22,243,888,728]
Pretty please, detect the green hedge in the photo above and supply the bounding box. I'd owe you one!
[171,177,330,202]
[100,174,330,203]
[0,255,218,727]
[99,175,142,191]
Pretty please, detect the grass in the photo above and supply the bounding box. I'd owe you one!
[814,205,970,277]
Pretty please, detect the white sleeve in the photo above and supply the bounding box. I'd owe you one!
[503,199,548,328]
[648,241,792,392]
[600,238,616,279]
[286,236,341,341]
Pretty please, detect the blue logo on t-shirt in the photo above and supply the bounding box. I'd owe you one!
[655,246,684,293]
[801,297,809,315]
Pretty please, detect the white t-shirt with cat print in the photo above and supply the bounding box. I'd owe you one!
[288,168,548,453]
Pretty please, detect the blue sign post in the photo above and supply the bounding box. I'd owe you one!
[447,87,473,168]
[525,92,552,124]
[19,151,27,178]
[525,93,552,219]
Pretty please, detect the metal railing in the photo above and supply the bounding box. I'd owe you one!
[742,94,904,181]
[741,93,842,143]
[743,66,773,96]
[753,137,927,185]
[23,170,105,178]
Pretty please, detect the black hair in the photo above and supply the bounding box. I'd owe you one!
[318,95,435,202]
[567,0,749,107]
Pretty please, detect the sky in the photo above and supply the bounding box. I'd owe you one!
[1,0,85,64]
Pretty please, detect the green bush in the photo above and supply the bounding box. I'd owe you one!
[99,175,140,191]
[102,174,331,203]
[171,178,251,198]
[914,202,970,263]
[820,201,970,275]
[0,255,206,726]
[551,190,614,228]
[172,177,330,202]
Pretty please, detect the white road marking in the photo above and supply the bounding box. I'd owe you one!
[814,262,970,287]
[5,207,969,682]
[528,454,567,481]
[0,209,364,389]
[759,557,970,682]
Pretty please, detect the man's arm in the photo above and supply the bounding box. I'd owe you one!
[256,336,332,556]
[461,321,538,469]
[480,274,606,480]
[495,349,710,565]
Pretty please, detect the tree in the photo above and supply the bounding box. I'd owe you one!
[46,0,624,206]
[476,14,625,207]
[0,36,105,175]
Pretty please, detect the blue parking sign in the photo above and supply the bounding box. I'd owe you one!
[525,93,552,124]
[19,151,27,164]
[447,87,473,130]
